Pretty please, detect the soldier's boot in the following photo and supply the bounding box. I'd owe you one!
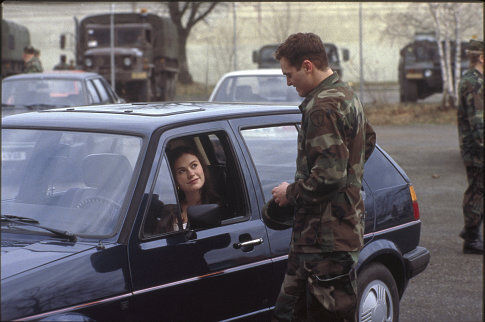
[459,227,484,254]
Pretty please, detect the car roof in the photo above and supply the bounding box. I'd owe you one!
[219,69,284,77]
[2,102,301,137]
[3,71,103,81]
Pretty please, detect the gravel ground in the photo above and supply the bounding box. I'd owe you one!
[374,124,483,322]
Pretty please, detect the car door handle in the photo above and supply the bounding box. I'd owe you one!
[233,238,263,249]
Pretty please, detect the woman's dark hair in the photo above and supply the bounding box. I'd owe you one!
[275,32,328,71]
[167,145,220,204]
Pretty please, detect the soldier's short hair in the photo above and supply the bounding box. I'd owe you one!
[275,33,329,71]
[23,46,35,55]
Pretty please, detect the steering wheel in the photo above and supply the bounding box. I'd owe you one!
[75,197,121,214]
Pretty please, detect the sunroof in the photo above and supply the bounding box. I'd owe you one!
[43,103,204,116]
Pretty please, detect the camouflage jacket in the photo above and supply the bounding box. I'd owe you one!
[458,68,483,167]
[286,72,376,253]
[24,57,43,73]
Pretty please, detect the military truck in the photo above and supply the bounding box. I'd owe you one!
[398,33,469,102]
[252,43,349,79]
[62,12,179,102]
[2,19,31,78]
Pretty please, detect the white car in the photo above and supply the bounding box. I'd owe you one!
[209,69,303,105]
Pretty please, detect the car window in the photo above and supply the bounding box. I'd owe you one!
[2,79,85,108]
[100,77,117,101]
[142,130,247,238]
[213,75,302,104]
[92,78,111,103]
[241,125,298,202]
[364,147,406,191]
[86,80,101,104]
[1,128,142,237]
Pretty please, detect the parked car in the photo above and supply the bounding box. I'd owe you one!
[1,103,429,321]
[209,69,303,105]
[1,71,124,117]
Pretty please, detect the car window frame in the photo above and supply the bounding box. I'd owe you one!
[86,79,102,104]
[91,77,112,103]
[228,112,302,211]
[137,120,254,241]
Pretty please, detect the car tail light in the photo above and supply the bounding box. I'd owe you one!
[409,185,420,220]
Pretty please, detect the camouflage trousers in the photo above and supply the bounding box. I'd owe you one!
[463,166,484,229]
[273,250,359,322]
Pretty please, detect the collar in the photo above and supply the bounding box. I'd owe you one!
[298,72,340,112]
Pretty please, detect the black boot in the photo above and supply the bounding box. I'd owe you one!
[459,227,484,255]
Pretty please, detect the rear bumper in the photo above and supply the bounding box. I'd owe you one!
[403,246,430,279]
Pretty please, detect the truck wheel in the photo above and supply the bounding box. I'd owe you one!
[357,262,399,322]
[400,79,418,102]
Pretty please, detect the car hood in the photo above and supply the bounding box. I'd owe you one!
[1,237,96,280]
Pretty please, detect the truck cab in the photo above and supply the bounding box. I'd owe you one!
[61,12,179,102]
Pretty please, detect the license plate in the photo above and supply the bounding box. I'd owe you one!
[131,72,148,79]
[2,151,27,161]
[406,72,423,79]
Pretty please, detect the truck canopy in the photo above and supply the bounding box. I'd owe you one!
[78,13,178,59]
[2,19,31,62]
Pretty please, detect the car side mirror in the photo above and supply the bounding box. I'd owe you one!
[187,204,222,230]
[342,48,350,62]
[60,34,66,50]
[252,50,259,63]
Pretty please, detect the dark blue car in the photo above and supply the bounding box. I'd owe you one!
[1,103,429,321]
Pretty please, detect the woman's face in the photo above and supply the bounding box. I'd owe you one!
[174,153,205,194]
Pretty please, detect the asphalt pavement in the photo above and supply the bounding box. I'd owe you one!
[374,124,483,322]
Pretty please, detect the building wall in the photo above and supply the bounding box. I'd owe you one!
[2,2,483,85]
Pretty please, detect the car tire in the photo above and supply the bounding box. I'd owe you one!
[357,262,399,322]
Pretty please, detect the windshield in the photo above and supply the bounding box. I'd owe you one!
[2,79,85,108]
[212,75,303,104]
[1,129,142,238]
[87,27,147,47]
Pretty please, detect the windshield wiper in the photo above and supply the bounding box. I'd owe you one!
[24,104,61,109]
[1,215,77,242]
[1,214,39,224]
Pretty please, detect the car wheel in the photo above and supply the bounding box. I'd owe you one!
[357,262,399,322]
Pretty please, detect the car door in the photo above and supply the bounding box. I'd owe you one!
[229,113,300,308]
[127,121,273,321]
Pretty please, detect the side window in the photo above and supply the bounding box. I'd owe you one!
[92,78,110,103]
[241,125,298,202]
[143,157,180,237]
[364,148,406,191]
[142,130,247,238]
[86,80,101,104]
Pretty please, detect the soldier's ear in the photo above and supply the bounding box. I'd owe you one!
[302,60,312,73]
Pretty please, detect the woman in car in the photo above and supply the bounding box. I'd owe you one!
[152,146,220,233]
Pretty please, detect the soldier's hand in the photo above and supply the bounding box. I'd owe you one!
[272,182,290,207]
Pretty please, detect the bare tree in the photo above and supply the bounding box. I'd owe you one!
[164,2,221,84]
[260,2,302,43]
[379,3,482,109]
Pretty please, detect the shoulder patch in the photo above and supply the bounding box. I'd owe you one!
[310,110,326,127]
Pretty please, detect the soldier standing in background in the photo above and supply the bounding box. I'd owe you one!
[22,46,43,73]
[271,33,376,321]
[54,55,69,70]
[458,39,484,255]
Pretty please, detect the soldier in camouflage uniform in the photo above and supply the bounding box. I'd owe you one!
[22,46,43,73]
[457,39,484,254]
[271,33,376,321]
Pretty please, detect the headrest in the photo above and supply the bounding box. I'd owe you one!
[82,153,132,189]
